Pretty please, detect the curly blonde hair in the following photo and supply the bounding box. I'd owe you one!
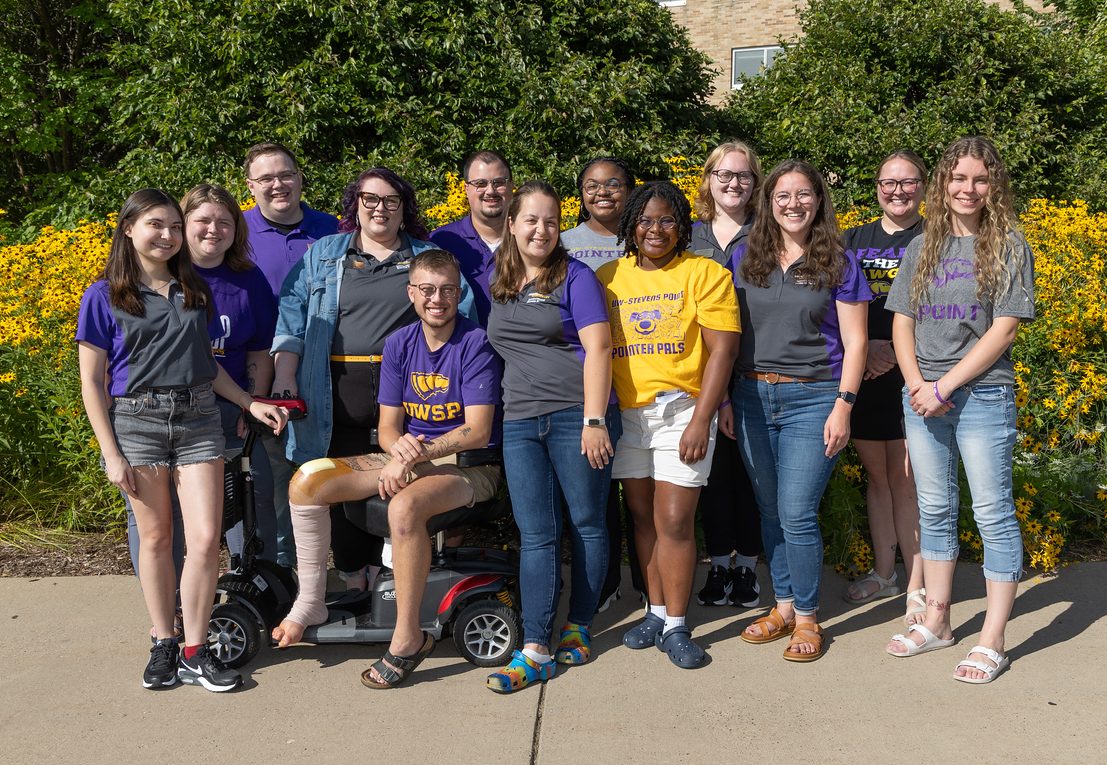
[909,137,1021,309]
[694,140,763,222]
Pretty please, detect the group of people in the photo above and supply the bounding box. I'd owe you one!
[77,134,1034,693]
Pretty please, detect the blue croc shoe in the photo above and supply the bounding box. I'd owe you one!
[486,650,556,694]
[622,612,665,649]
[656,626,707,669]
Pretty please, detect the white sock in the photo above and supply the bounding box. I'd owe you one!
[522,647,552,665]
[710,555,732,569]
[734,554,758,571]
[664,614,686,632]
[649,604,667,620]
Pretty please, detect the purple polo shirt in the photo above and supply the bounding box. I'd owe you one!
[727,243,871,380]
[486,258,612,420]
[377,317,502,447]
[243,202,339,297]
[195,262,278,391]
[429,215,497,324]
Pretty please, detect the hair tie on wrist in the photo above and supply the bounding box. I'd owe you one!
[933,382,949,405]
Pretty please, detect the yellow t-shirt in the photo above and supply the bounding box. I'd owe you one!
[597,252,741,408]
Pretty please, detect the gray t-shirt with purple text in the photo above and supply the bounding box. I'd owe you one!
[885,233,1035,386]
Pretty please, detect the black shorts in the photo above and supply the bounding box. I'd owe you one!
[850,367,905,441]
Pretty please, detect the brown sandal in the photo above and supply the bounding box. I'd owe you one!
[740,607,796,644]
[783,623,824,662]
[360,633,435,689]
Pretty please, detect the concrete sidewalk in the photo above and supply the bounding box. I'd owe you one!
[1,562,1103,764]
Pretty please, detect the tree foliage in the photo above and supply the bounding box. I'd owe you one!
[720,0,1107,211]
[6,0,716,229]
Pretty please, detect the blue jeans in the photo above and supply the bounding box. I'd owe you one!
[903,384,1022,582]
[502,404,620,647]
[734,377,839,614]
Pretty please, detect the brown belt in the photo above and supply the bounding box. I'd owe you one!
[744,371,819,384]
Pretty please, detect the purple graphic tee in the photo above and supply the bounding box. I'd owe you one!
[196,262,278,392]
[378,317,502,446]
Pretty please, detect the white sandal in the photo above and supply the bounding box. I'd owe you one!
[904,588,927,625]
[954,645,1010,684]
[886,623,955,657]
[844,570,900,604]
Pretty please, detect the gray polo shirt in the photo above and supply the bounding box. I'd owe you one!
[727,244,872,380]
[885,233,1035,386]
[690,217,754,266]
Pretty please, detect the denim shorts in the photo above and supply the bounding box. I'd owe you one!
[108,383,225,469]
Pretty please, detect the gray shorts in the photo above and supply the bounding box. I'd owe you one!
[108,383,226,469]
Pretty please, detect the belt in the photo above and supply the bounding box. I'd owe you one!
[329,354,382,363]
[744,371,819,384]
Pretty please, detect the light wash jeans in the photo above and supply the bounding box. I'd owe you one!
[734,377,839,614]
[502,404,620,647]
[902,383,1022,582]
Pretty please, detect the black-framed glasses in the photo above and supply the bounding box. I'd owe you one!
[465,177,511,191]
[711,169,755,185]
[249,171,299,186]
[410,283,460,299]
[636,216,678,231]
[358,192,402,211]
[877,178,923,194]
[582,179,626,195]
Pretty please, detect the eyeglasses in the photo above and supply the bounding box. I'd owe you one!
[410,283,460,299]
[772,190,816,207]
[465,177,511,191]
[358,192,402,211]
[249,171,299,187]
[636,216,678,231]
[711,169,755,185]
[582,179,626,195]
[877,178,923,194]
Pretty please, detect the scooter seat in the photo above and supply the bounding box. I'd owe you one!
[343,494,509,538]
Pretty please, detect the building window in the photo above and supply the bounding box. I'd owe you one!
[731,46,782,88]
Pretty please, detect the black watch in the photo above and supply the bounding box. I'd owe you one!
[836,390,857,405]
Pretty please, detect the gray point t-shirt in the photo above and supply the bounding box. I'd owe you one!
[885,233,1035,386]
[560,224,624,272]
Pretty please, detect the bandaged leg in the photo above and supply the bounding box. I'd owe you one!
[273,500,331,647]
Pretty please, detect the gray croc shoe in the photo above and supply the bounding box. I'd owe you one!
[622,613,665,649]
[656,626,707,669]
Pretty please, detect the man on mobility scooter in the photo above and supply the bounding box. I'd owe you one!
[271,249,504,689]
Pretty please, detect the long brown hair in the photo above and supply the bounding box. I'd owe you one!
[490,181,569,301]
[180,184,254,272]
[909,136,1021,309]
[741,160,843,290]
[695,139,763,222]
[102,189,212,318]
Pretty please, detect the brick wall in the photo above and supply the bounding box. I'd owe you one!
[664,0,1048,103]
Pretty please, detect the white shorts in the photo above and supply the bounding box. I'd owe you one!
[612,393,717,488]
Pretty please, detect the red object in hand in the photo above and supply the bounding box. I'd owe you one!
[251,395,308,421]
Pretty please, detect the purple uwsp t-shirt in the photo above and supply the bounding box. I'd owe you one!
[377,317,502,447]
[196,262,278,392]
[486,257,612,420]
[76,280,218,396]
[727,243,872,380]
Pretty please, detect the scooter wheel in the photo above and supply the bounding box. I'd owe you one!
[208,601,262,669]
[452,600,520,667]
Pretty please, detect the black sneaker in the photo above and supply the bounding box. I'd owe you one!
[143,639,180,689]
[729,566,761,608]
[177,645,242,693]
[696,565,732,606]
[595,583,622,614]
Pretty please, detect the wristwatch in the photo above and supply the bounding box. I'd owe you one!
[583,417,606,427]
[836,390,857,405]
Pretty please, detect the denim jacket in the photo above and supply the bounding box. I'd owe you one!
[271,231,477,463]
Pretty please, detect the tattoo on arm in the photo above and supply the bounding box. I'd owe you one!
[926,598,951,612]
[245,362,258,394]
[425,426,472,459]
[342,454,390,471]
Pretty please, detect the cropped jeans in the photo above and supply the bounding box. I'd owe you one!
[902,383,1022,582]
[502,404,620,647]
[734,377,839,614]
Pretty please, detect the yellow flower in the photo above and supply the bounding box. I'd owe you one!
[1023,482,1038,496]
